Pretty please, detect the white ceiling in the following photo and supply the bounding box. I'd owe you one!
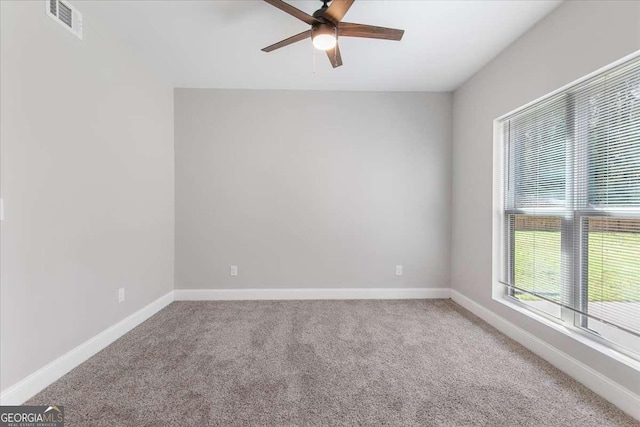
[83,0,561,91]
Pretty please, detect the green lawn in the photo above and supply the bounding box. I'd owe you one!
[514,230,640,302]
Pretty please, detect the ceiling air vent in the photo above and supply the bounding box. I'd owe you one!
[45,0,83,39]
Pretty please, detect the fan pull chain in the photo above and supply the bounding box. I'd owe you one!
[334,27,338,67]
[312,42,316,74]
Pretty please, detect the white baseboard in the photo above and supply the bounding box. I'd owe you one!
[0,291,175,405]
[174,287,450,301]
[450,290,640,421]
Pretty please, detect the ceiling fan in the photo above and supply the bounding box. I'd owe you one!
[261,0,404,68]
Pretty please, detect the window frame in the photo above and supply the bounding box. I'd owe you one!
[492,51,640,365]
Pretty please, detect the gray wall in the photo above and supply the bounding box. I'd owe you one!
[175,90,452,290]
[0,2,174,391]
[451,1,640,394]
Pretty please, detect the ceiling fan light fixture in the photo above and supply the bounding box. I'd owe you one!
[313,34,336,50]
[312,23,336,51]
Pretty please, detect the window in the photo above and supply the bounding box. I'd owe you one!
[498,55,640,357]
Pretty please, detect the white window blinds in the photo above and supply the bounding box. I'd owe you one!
[500,56,640,355]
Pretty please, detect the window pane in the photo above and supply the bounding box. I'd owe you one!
[512,215,562,318]
[584,217,640,353]
[511,101,568,209]
[585,67,640,208]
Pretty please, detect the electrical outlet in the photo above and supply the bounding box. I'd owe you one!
[396,265,403,276]
[230,265,238,276]
[118,288,125,303]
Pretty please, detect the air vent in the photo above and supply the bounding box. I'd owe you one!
[58,2,72,28]
[45,0,83,39]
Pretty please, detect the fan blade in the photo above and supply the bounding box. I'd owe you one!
[263,0,318,25]
[326,43,343,68]
[262,30,312,52]
[325,0,354,23]
[339,22,404,41]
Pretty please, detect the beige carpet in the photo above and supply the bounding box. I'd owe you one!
[28,300,637,426]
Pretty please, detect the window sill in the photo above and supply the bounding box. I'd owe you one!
[493,292,640,373]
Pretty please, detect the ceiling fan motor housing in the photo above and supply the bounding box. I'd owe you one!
[312,4,335,24]
[311,4,337,47]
